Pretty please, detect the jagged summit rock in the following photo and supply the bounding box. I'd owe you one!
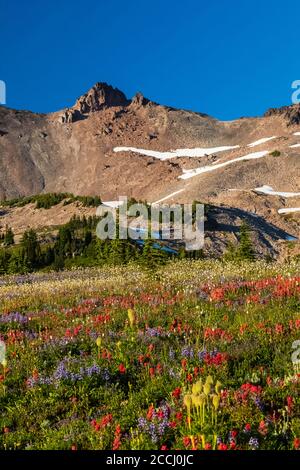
[74,82,129,114]
[58,85,153,122]
[131,92,151,108]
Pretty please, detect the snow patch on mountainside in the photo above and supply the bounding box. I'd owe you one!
[179,151,269,180]
[247,136,277,147]
[101,201,124,208]
[153,188,186,204]
[253,185,300,197]
[113,145,239,160]
[278,207,300,214]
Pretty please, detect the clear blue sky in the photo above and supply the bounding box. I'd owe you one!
[1,0,299,119]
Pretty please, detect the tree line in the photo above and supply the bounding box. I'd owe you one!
[0,216,257,275]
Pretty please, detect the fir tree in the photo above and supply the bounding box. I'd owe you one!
[237,222,255,261]
[43,247,55,266]
[141,239,152,267]
[149,244,168,266]
[4,226,14,246]
[53,253,65,271]
[21,229,41,271]
[108,239,127,265]
[8,250,24,274]
[0,249,10,274]
[141,240,168,270]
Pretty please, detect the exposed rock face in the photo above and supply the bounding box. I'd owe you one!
[74,82,129,114]
[0,81,299,257]
[131,92,151,108]
[60,109,83,123]
[58,83,130,123]
[264,103,300,126]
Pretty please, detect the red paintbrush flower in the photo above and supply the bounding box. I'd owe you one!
[294,438,300,450]
[218,443,228,451]
[147,405,154,420]
[172,387,181,400]
[186,373,193,383]
[183,436,191,448]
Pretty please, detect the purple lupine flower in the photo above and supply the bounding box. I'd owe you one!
[67,372,80,382]
[160,403,171,419]
[27,376,53,387]
[149,423,158,443]
[84,364,101,377]
[196,289,209,300]
[29,359,105,388]
[39,377,53,385]
[138,417,148,431]
[211,347,219,357]
[138,409,170,443]
[89,331,99,340]
[41,337,76,350]
[157,418,169,436]
[254,396,264,411]
[107,330,119,339]
[169,348,175,359]
[249,437,259,449]
[0,312,28,325]
[26,377,37,388]
[169,368,181,379]
[198,349,207,361]
[181,346,194,359]
[24,331,39,340]
[145,327,163,337]
[53,361,70,381]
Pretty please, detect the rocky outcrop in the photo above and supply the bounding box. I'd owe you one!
[74,82,129,114]
[59,108,83,123]
[264,103,300,126]
[58,83,130,123]
[131,92,151,108]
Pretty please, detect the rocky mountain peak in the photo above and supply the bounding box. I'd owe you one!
[74,82,129,114]
[59,84,154,123]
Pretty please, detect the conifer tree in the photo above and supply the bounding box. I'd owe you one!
[4,226,14,246]
[237,222,255,261]
[0,249,10,274]
[21,229,41,271]
[108,239,126,265]
[53,252,65,271]
[7,250,23,274]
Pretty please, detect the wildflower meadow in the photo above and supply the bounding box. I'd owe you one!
[0,260,299,450]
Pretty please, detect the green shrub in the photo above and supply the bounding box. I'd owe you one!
[269,150,281,157]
